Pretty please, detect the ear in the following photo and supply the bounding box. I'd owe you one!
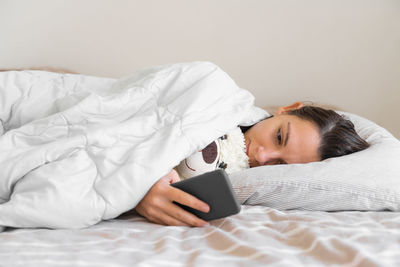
[274,102,304,115]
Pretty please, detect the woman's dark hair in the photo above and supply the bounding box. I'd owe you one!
[240,105,370,160]
[287,106,370,160]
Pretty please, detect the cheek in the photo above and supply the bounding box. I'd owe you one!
[253,126,273,147]
[246,118,276,149]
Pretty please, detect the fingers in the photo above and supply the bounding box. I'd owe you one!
[168,169,181,184]
[160,169,180,184]
[135,169,211,227]
[170,186,210,213]
[164,201,209,227]
[160,171,210,213]
[140,206,191,227]
[137,190,209,227]
[156,210,192,227]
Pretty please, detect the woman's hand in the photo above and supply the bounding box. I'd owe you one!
[135,169,210,227]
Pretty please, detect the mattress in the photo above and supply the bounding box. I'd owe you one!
[1,205,399,266]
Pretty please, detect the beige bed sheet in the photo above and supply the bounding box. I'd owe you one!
[1,205,399,266]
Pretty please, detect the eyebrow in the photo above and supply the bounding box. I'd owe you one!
[284,122,291,146]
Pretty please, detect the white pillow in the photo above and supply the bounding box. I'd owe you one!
[229,112,400,211]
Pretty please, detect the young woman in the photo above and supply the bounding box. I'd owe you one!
[135,102,370,227]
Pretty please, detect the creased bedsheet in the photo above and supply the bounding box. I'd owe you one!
[1,206,399,267]
[0,62,267,229]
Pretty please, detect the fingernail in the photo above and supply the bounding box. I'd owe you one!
[202,205,210,213]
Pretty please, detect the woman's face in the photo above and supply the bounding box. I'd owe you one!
[244,112,321,167]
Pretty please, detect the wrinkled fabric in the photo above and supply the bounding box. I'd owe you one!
[1,206,399,266]
[0,62,267,229]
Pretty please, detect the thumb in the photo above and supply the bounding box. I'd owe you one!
[168,169,181,184]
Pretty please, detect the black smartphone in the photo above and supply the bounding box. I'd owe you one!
[171,169,241,221]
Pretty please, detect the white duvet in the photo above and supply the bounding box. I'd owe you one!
[0,62,267,229]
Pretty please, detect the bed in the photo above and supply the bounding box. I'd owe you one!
[2,206,400,266]
[1,63,400,266]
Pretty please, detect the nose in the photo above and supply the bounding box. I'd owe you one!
[255,146,280,166]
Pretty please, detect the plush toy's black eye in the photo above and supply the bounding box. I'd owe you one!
[220,135,228,140]
[218,162,227,169]
[202,141,218,163]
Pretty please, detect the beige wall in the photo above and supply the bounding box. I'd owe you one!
[1,0,399,138]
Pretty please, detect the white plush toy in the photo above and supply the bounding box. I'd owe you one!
[176,127,249,179]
